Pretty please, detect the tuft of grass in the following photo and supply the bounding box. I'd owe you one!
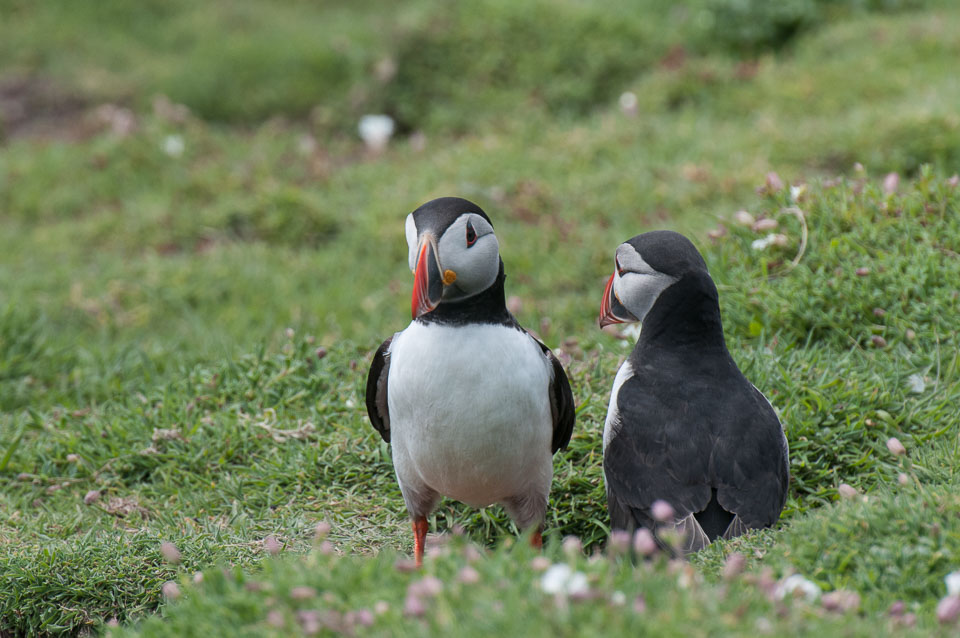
[115,536,940,637]
[696,438,960,616]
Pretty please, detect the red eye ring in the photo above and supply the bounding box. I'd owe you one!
[466,221,477,247]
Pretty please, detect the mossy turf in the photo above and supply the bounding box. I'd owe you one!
[2,0,960,635]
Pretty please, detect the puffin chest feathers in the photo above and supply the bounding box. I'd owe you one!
[387,321,554,506]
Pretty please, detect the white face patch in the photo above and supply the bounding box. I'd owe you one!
[405,213,419,272]
[436,213,499,301]
[613,243,678,323]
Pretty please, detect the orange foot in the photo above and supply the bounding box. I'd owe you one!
[530,528,543,550]
[412,516,428,567]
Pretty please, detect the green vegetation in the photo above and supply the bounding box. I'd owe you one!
[1,0,959,635]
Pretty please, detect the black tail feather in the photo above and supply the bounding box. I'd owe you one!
[694,488,735,541]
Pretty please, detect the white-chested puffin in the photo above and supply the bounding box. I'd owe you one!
[365,197,575,565]
[598,230,788,553]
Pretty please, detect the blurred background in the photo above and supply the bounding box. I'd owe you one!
[1,0,958,408]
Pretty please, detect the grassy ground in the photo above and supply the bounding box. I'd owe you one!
[2,0,960,635]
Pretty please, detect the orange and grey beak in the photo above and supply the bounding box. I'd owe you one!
[598,273,638,328]
[412,237,444,319]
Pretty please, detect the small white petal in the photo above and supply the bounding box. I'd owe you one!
[619,91,638,116]
[541,564,572,594]
[566,571,589,596]
[358,115,395,151]
[778,574,821,602]
[540,563,589,596]
[946,571,960,596]
[733,210,755,226]
[907,374,925,394]
[162,135,185,157]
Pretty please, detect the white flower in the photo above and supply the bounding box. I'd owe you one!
[345,398,356,409]
[946,571,960,596]
[907,374,925,394]
[540,564,589,596]
[790,184,806,202]
[751,233,788,251]
[619,91,638,116]
[621,324,642,340]
[162,134,185,157]
[777,574,821,602]
[358,114,395,152]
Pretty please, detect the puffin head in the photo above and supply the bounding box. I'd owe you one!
[405,197,501,319]
[599,230,709,328]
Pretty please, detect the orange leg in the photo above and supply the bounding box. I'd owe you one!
[530,528,543,550]
[412,516,428,566]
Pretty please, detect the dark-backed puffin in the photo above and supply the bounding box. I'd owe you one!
[365,197,575,565]
[597,230,788,553]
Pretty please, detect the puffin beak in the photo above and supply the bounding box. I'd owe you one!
[598,273,638,328]
[412,236,444,318]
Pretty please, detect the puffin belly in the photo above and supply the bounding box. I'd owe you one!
[388,321,554,506]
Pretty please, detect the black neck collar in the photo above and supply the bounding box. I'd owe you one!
[416,262,517,328]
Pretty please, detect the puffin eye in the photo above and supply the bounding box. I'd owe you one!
[616,257,625,276]
[465,221,477,247]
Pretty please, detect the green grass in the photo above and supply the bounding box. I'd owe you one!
[2,0,960,635]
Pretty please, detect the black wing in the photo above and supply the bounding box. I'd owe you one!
[713,384,789,528]
[604,369,788,532]
[527,334,575,453]
[364,337,393,443]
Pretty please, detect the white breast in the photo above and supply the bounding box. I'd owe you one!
[387,321,554,507]
[603,359,634,450]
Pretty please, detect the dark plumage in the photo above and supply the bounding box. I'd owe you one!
[599,230,788,553]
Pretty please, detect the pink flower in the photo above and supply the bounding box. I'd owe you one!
[838,484,858,500]
[821,590,860,613]
[160,542,181,564]
[562,535,582,556]
[263,535,281,555]
[409,576,443,598]
[765,172,784,192]
[752,218,779,232]
[607,530,631,556]
[722,553,746,580]
[651,500,675,523]
[457,566,480,585]
[937,595,960,624]
[886,437,906,456]
[161,581,181,599]
[632,528,658,557]
[883,172,900,195]
[404,594,426,617]
[290,586,317,601]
